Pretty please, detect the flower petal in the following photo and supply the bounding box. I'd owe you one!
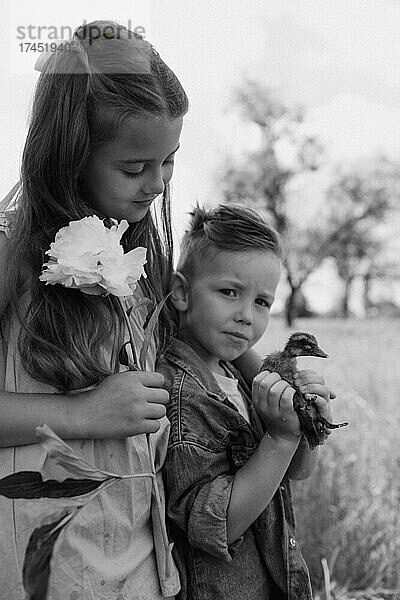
[39,217,147,297]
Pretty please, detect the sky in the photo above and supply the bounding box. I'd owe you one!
[1,0,399,312]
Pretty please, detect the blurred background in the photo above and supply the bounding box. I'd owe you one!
[2,1,400,598]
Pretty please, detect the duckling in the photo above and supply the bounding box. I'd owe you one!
[261,332,348,450]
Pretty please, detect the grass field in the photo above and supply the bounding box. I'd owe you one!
[253,317,400,600]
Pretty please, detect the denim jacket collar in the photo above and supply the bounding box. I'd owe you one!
[164,337,233,403]
[164,337,265,439]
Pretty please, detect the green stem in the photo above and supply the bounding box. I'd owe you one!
[118,297,140,370]
[117,296,172,573]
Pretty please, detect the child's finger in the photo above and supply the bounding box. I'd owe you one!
[278,384,295,412]
[294,371,325,386]
[294,369,319,377]
[298,383,330,401]
[252,371,281,397]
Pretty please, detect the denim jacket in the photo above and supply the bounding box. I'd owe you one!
[158,338,313,600]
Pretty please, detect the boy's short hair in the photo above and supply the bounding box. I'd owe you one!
[178,203,282,280]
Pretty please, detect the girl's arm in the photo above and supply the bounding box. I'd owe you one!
[0,232,168,446]
[0,372,169,446]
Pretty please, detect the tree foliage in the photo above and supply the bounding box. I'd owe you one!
[219,80,324,325]
[219,80,400,321]
[323,157,400,316]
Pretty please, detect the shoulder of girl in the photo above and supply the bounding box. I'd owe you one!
[0,209,14,238]
[0,230,10,318]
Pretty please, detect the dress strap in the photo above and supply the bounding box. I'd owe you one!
[0,182,20,237]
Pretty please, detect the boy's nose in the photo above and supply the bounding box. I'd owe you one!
[142,167,165,196]
[235,303,253,325]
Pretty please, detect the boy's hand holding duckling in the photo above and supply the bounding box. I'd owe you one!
[252,369,333,442]
[256,332,348,450]
[252,368,334,479]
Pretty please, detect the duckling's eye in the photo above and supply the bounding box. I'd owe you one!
[220,289,236,297]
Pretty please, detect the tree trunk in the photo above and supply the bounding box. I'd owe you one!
[285,286,299,328]
[362,272,372,315]
[341,277,353,318]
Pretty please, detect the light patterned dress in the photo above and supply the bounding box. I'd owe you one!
[0,210,179,600]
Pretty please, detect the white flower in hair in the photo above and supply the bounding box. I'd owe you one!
[39,215,147,297]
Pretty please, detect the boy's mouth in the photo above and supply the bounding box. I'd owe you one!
[225,331,249,341]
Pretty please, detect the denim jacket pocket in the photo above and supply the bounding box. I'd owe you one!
[229,442,258,470]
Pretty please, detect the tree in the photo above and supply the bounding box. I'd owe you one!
[219,80,324,326]
[324,157,400,317]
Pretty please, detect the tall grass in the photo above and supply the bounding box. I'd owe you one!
[254,317,400,599]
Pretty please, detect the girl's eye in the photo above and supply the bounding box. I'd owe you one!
[123,171,143,178]
[122,159,174,179]
[220,289,236,297]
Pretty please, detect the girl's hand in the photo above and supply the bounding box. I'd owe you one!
[293,369,334,430]
[252,371,301,444]
[76,371,169,438]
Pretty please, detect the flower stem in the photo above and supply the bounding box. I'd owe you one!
[118,297,140,370]
[117,296,172,574]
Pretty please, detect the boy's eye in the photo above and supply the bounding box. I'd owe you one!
[220,289,236,297]
[256,298,271,308]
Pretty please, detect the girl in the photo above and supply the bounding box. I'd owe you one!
[0,21,188,599]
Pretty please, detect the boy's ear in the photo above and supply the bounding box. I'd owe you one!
[171,271,190,312]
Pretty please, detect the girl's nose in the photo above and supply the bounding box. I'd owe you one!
[142,166,165,196]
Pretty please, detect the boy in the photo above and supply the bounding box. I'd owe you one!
[158,204,332,600]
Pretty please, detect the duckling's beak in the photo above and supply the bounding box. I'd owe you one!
[312,345,329,358]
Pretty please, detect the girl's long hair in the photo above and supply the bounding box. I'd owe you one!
[5,21,189,392]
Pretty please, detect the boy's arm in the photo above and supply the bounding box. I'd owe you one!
[165,434,300,555]
[165,380,302,552]
[232,347,262,385]
[286,436,319,479]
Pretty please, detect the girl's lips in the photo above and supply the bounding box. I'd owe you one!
[131,199,154,207]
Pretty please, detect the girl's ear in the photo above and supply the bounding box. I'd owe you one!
[171,271,190,312]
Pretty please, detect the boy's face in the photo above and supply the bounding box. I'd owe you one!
[179,249,281,373]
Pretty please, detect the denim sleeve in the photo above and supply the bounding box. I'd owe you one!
[164,441,243,562]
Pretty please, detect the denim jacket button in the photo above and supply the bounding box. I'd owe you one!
[289,537,296,547]
[279,484,285,491]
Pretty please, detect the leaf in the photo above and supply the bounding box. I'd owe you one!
[0,471,105,499]
[139,292,171,370]
[126,296,153,318]
[119,340,130,367]
[35,425,122,480]
[22,511,76,600]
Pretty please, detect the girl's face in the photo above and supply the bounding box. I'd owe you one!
[80,116,183,222]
